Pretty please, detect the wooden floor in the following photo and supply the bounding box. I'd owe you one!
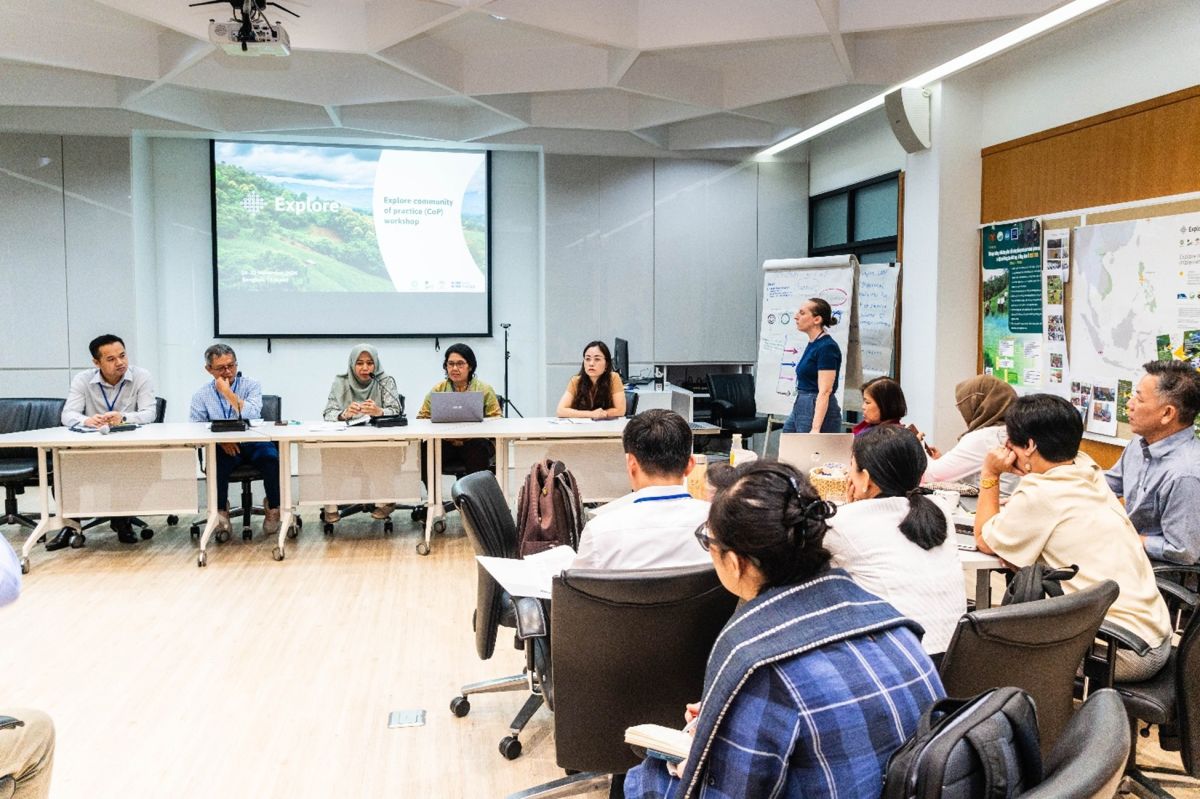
[0,497,1196,798]
[0,506,608,799]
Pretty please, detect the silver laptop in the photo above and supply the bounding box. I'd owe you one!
[777,433,855,471]
[429,391,485,423]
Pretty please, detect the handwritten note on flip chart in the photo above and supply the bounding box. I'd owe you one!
[856,264,901,382]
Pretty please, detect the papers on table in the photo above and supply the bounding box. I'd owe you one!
[475,545,577,599]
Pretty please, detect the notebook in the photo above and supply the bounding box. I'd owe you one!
[429,391,485,423]
[777,433,855,471]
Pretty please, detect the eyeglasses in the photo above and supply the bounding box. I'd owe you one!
[209,361,238,373]
[694,522,718,552]
[445,360,469,369]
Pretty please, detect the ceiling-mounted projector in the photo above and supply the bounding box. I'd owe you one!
[208,18,290,56]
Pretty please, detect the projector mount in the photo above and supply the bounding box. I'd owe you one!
[189,0,299,52]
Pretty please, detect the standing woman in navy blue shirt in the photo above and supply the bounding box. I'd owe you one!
[783,298,843,433]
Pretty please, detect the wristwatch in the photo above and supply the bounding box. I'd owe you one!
[980,476,1000,490]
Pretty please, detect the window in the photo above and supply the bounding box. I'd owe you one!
[808,172,900,262]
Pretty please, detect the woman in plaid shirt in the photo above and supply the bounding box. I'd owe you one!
[624,461,944,799]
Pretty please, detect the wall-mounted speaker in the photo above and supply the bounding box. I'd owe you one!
[884,87,931,154]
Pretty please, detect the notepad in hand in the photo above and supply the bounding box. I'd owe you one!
[625,724,693,763]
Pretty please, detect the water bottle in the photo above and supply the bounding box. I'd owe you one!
[730,433,743,464]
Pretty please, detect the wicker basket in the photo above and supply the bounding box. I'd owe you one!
[808,467,849,503]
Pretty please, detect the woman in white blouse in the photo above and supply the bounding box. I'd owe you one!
[918,374,1019,492]
[825,425,965,657]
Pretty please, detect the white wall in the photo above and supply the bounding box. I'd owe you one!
[806,0,1200,448]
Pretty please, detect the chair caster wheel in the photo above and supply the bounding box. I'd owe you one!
[416,541,431,556]
[197,552,207,567]
[190,525,200,539]
[433,519,446,534]
[141,529,154,540]
[499,736,522,760]
[450,696,470,717]
[286,525,299,539]
[167,515,179,526]
[69,533,86,549]
[295,516,303,529]
[242,528,252,542]
[384,521,394,534]
[272,547,284,562]
[19,558,29,575]
[324,523,334,536]
[411,507,427,523]
[215,529,231,544]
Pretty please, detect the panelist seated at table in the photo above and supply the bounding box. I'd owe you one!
[416,343,501,484]
[916,374,1019,493]
[1105,360,1200,565]
[975,393,1172,682]
[321,344,404,523]
[53,333,158,549]
[555,340,625,420]
[187,344,281,536]
[571,409,711,571]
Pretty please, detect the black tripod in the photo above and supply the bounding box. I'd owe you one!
[500,323,524,418]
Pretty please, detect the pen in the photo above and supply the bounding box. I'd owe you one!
[683,716,699,734]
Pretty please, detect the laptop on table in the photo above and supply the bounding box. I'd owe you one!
[429,391,485,423]
[777,433,855,471]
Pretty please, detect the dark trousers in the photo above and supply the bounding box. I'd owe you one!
[419,439,495,489]
[214,441,281,511]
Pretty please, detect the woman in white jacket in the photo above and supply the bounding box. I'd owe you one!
[826,425,966,658]
[919,374,1019,492]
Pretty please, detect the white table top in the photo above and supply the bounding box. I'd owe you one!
[262,416,629,442]
[0,422,272,449]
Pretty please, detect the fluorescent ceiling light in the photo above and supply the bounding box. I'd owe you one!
[756,0,1117,159]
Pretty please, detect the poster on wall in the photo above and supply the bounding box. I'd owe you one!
[981,219,1044,390]
[1041,228,1070,397]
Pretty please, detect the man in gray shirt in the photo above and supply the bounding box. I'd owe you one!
[1106,360,1200,564]
[55,334,157,548]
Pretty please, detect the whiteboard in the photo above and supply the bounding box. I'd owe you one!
[856,263,901,383]
[754,257,858,418]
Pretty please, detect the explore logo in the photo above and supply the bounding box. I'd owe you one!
[275,197,341,214]
[241,191,266,215]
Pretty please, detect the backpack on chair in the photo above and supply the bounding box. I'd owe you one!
[516,459,584,557]
[882,687,1042,799]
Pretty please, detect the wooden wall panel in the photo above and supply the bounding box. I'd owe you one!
[981,86,1200,223]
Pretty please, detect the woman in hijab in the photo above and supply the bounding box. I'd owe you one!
[917,374,1018,490]
[322,344,403,522]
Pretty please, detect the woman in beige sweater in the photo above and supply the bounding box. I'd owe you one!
[975,393,1171,681]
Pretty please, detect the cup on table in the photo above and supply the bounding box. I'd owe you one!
[932,489,961,510]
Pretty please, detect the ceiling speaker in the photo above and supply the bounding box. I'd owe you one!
[884,87,931,154]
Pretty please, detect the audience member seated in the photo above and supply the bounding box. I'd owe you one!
[555,340,626,419]
[624,461,943,798]
[1105,360,1200,565]
[851,375,907,436]
[188,344,281,536]
[572,409,710,570]
[976,393,1172,681]
[826,425,965,657]
[321,344,403,522]
[918,374,1019,492]
[55,333,158,548]
[0,535,55,798]
[416,343,501,485]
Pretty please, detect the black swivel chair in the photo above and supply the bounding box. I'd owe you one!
[1019,688,1131,799]
[939,580,1118,755]
[623,391,638,418]
[0,398,65,531]
[449,471,549,759]
[706,374,767,445]
[74,397,171,546]
[190,395,283,543]
[506,565,739,798]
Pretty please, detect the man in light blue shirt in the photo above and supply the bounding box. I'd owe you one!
[1106,360,1200,564]
[188,344,281,535]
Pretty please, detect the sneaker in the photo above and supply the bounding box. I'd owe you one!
[217,510,232,533]
[371,503,396,520]
[263,508,281,535]
[322,504,340,523]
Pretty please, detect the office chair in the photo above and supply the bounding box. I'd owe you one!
[1018,688,1130,799]
[1092,567,1200,797]
[0,398,65,531]
[448,471,548,760]
[412,436,495,534]
[706,374,767,445]
[506,565,739,798]
[623,390,638,417]
[74,397,171,546]
[190,394,284,543]
[939,580,1118,755]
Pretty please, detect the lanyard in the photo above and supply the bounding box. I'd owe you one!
[214,376,241,419]
[98,380,125,413]
[633,493,691,504]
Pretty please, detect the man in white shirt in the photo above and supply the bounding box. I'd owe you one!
[572,409,712,571]
[54,334,158,549]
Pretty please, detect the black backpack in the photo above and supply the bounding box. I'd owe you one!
[882,687,1042,799]
[1001,563,1079,606]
